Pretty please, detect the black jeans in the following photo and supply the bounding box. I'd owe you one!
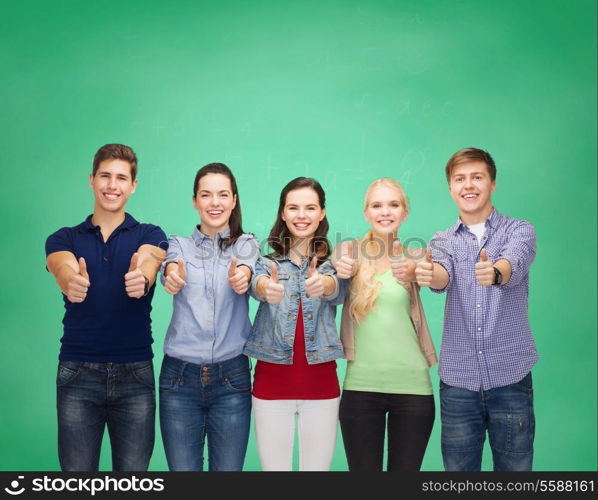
[339,390,435,471]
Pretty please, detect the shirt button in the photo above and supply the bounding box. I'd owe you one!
[477,327,481,331]
[104,257,108,262]
[307,314,313,320]
[476,304,481,308]
[313,354,319,360]
[478,351,482,354]
[310,336,315,341]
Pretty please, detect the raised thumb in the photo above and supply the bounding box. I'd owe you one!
[392,241,402,257]
[425,248,432,263]
[480,248,489,262]
[177,258,186,279]
[128,252,140,272]
[270,263,279,284]
[229,258,238,278]
[308,256,317,277]
[79,257,89,279]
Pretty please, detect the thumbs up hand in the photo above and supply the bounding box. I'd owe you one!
[125,252,147,298]
[305,256,325,298]
[66,257,91,303]
[228,258,249,294]
[334,242,356,279]
[390,241,415,282]
[264,263,285,304]
[475,248,494,287]
[415,248,434,287]
[165,258,187,295]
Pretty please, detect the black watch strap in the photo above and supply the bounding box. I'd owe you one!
[492,267,503,286]
[143,276,150,296]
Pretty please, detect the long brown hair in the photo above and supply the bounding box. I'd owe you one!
[193,163,244,250]
[267,177,331,263]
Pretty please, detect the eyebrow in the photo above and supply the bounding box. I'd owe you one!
[199,189,231,194]
[452,171,487,178]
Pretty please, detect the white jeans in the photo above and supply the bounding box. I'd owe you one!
[252,396,340,471]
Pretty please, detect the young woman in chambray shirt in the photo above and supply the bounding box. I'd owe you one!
[159,163,259,471]
[331,178,437,471]
[243,177,344,471]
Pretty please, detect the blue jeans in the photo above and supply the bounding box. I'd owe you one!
[440,372,535,471]
[56,360,155,471]
[159,354,252,471]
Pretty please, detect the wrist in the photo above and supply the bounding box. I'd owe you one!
[492,266,503,286]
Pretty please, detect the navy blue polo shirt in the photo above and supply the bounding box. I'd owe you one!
[45,213,168,362]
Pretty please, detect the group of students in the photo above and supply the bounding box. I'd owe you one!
[45,144,538,472]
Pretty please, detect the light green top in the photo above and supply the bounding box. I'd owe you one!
[343,270,433,395]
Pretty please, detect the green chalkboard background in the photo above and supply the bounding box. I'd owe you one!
[1,0,596,471]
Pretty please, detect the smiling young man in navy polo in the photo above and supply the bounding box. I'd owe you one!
[45,144,167,471]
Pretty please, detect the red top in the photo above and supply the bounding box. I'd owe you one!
[252,300,340,400]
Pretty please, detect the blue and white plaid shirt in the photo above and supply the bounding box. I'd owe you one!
[430,208,538,391]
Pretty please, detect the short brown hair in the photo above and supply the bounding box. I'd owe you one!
[445,148,496,182]
[92,144,138,180]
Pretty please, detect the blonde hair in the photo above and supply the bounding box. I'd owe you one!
[349,178,409,324]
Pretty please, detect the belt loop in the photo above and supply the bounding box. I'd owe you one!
[179,361,188,378]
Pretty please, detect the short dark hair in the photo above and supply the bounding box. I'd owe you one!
[445,147,496,182]
[193,163,244,250]
[268,177,331,263]
[92,144,138,180]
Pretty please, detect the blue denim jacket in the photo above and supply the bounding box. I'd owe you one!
[243,255,344,365]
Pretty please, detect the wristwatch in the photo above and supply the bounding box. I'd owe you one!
[492,267,503,286]
[143,276,150,296]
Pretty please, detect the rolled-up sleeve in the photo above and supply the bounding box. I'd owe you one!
[233,235,260,276]
[429,231,453,294]
[497,221,536,289]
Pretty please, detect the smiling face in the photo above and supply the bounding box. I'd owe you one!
[449,161,496,224]
[193,173,237,236]
[89,159,137,215]
[364,185,408,236]
[281,187,326,242]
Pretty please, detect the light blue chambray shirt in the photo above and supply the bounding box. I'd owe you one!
[160,227,260,365]
[430,208,538,391]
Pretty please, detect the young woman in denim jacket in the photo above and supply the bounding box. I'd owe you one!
[243,177,344,471]
[331,178,437,471]
[159,163,259,471]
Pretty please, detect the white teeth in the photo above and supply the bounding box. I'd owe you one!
[464,194,477,199]
[104,193,119,199]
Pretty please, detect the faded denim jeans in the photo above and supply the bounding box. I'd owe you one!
[159,354,252,471]
[440,372,535,471]
[56,360,156,471]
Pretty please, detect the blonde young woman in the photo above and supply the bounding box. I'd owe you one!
[332,178,437,471]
